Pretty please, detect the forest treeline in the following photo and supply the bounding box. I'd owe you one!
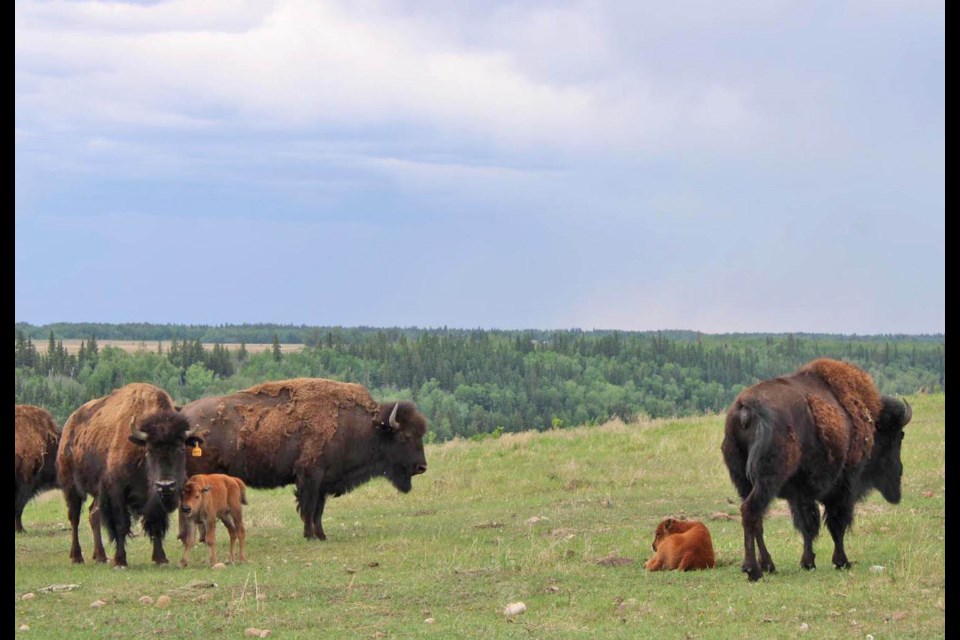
[14,323,945,442]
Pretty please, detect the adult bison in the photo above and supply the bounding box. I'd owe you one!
[722,358,912,581]
[15,405,60,533]
[57,383,203,567]
[181,378,428,540]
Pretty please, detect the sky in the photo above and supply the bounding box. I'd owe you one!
[15,0,944,334]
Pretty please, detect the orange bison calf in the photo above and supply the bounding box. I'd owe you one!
[178,473,247,567]
[645,518,716,571]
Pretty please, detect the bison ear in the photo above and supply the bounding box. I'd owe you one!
[664,518,674,531]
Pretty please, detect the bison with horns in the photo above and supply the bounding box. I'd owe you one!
[722,358,912,581]
[15,405,61,533]
[181,378,428,540]
[57,383,203,567]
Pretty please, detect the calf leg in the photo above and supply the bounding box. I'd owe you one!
[644,553,664,571]
[226,510,247,563]
[179,520,197,567]
[203,517,219,566]
[220,513,238,564]
[789,498,821,570]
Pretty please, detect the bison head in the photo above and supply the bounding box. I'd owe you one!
[374,402,428,493]
[129,411,205,510]
[863,396,912,504]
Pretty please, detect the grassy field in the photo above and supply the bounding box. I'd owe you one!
[15,395,944,639]
[57,340,305,355]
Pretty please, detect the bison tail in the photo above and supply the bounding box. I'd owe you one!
[743,404,775,486]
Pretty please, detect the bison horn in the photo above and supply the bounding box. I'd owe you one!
[185,421,204,441]
[902,398,912,425]
[130,417,148,441]
[388,402,401,429]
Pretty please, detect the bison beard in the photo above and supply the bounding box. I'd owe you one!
[182,378,428,541]
[721,358,911,582]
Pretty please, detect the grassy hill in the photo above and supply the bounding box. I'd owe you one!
[15,394,944,639]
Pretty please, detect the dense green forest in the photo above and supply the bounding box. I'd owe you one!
[14,323,945,442]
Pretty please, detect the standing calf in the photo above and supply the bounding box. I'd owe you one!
[645,518,716,571]
[178,473,248,567]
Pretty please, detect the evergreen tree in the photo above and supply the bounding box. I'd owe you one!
[272,334,282,362]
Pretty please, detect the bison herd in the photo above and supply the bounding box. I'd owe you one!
[15,359,912,582]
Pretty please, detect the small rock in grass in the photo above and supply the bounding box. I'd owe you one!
[90,600,106,608]
[504,602,527,616]
[156,595,171,608]
[244,628,272,638]
[869,565,885,573]
[212,563,227,570]
[19,625,29,631]
[138,596,153,605]
[21,593,35,601]
[799,623,809,632]
[424,618,435,624]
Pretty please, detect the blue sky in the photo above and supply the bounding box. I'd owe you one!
[15,0,944,334]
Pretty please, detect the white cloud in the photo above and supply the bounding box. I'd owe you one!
[16,0,761,154]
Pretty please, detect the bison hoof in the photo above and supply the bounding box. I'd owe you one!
[761,561,776,574]
[801,562,816,571]
[834,561,851,570]
[741,565,763,582]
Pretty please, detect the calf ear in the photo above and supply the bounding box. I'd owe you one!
[664,518,674,531]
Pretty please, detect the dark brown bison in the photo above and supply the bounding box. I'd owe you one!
[722,358,912,581]
[15,405,61,533]
[181,378,428,540]
[57,383,204,567]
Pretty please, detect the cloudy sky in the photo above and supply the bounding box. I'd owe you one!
[15,0,944,334]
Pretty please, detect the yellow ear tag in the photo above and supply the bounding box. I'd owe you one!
[191,445,202,457]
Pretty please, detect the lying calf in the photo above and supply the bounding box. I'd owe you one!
[644,517,715,571]
[179,473,248,567]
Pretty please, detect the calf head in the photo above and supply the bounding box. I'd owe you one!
[652,518,679,551]
[374,402,428,493]
[863,396,912,504]
[129,411,204,510]
[180,479,211,516]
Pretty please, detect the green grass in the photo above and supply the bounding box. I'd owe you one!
[15,394,944,639]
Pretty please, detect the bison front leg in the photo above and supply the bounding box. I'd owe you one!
[15,483,28,534]
[100,490,132,568]
[295,474,324,540]
[64,488,86,564]
[823,496,854,569]
[89,497,108,563]
[789,498,821,570]
[312,493,328,541]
